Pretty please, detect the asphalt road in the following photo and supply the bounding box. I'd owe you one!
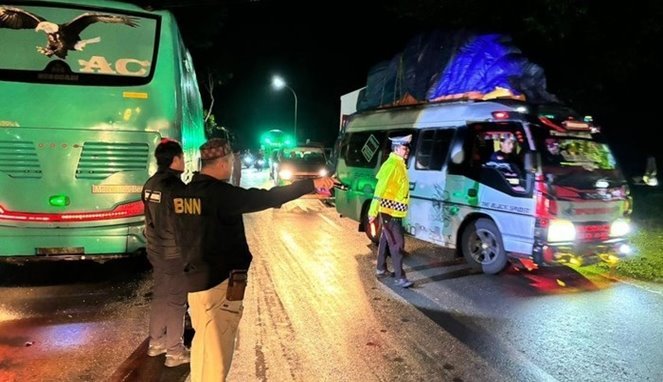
[1,169,661,382]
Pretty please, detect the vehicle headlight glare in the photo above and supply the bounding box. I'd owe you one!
[619,244,632,255]
[610,219,631,237]
[279,169,293,180]
[547,219,576,242]
[319,169,328,177]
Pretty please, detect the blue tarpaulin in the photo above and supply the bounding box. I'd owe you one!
[356,30,558,111]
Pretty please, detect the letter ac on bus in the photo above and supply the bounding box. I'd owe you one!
[78,55,151,76]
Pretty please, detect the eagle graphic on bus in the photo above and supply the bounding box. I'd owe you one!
[0,6,138,59]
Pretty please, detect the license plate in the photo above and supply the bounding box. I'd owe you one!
[36,247,85,256]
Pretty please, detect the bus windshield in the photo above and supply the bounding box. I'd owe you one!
[537,134,626,188]
[261,129,293,150]
[282,148,326,164]
[0,4,158,85]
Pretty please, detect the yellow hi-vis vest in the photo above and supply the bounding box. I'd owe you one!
[368,152,410,218]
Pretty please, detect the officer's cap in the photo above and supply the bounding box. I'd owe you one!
[389,134,412,147]
[500,134,516,142]
[200,138,232,160]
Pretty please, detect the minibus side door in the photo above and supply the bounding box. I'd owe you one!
[407,127,456,245]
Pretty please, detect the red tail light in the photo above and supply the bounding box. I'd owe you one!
[492,111,510,119]
[0,200,144,222]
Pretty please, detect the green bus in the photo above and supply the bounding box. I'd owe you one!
[260,129,293,150]
[0,0,205,261]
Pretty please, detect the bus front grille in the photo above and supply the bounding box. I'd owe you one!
[76,142,149,180]
[0,140,42,178]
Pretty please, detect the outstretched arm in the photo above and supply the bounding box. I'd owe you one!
[219,177,336,215]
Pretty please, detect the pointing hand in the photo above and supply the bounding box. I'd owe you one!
[313,177,335,192]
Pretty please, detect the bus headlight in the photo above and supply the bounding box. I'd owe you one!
[319,169,328,177]
[547,219,576,242]
[279,169,293,180]
[619,244,633,255]
[610,219,631,237]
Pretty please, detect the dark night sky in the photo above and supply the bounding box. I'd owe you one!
[161,0,662,176]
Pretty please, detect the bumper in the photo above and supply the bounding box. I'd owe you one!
[532,239,633,266]
[0,222,146,261]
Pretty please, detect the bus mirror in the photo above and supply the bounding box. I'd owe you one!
[450,145,464,164]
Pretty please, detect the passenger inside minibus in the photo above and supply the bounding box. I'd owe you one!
[482,133,524,191]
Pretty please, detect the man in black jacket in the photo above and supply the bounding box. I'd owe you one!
[174,138,335,382]
[141,139,189,367]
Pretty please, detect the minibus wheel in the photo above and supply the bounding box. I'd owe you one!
[461,218,507,274]
[361,209,381,244]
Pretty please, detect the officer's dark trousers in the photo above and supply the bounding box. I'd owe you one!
[148,255,187,354]
[377,213,406,279]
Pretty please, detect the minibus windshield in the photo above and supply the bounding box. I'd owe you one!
[537,134,626,188]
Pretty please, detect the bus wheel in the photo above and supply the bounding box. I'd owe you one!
[361,209,381,244]
[461,218,507,274]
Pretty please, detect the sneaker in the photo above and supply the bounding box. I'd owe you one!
[147,343,166,357]
[375,269,395,278]
[164,349,191,367]
[395,278,414,288]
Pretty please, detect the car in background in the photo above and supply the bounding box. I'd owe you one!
[272,145,331,197]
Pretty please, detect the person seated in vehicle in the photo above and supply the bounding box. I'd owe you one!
[543,138,564,167]
[485,134,523,190]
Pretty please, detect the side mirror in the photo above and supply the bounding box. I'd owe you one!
[450,144,465,164]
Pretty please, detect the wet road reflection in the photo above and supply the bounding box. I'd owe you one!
[1,169,661,382]
[0,257,153,382]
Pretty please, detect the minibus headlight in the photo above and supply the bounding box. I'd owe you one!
[279,169,293,180]
[547,219,576,242]
[610,219,631,237]
[319,169,328,177]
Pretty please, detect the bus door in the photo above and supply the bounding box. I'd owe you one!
[407,128,456,245]
[450,122,536,254]
[460,122,534,197]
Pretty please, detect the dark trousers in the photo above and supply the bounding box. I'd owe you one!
[377,213,406,279]
[148,255,187,354]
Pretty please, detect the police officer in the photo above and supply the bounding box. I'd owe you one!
[368,134,414,288]
[174,138,336,382]
[141,138,190,367]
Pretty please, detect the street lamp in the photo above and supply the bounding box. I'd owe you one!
[271,75,298,142]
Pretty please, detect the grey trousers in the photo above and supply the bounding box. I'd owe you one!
[148,256,187,354]
[376,213,406,279]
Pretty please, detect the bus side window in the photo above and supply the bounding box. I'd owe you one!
[469,135,492,169]
[415,129,455,170]
[482,132,526,192]
[344,132,384,168]
[338,134,350,161]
